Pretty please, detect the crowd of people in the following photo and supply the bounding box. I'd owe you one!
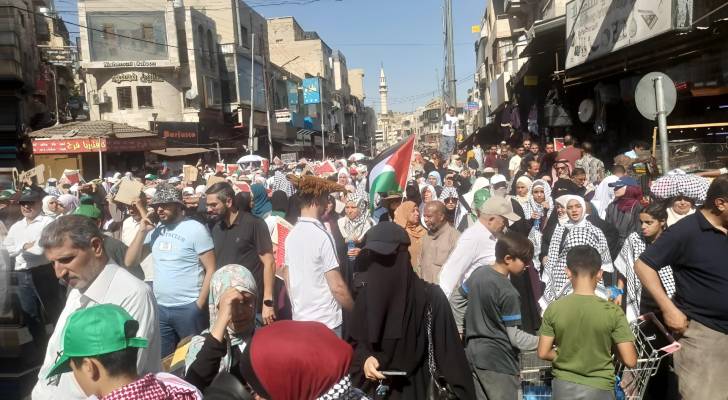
[1,136,726,400]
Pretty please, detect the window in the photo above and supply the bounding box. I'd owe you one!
[204,76,221,108]
[137,86,153,108]
[198,25,206,67]
[240,26,248,48]
[116,87,132,109]
[206,29,215,69]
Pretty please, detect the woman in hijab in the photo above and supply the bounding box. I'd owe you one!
[338,192,374,245]
[525,179,553,271]
[605,182,644,248]
[513,175,533,209]
[539,195,614,309]
[42,195,60,218]
[666,195,696,227]
[350,222,475,399]
[393,201,426,269]
[271,170,295,197]
[57,194,79,215]
[438,186,459,224]
[250,184,272,219]
[337,168,352,187]
[240,320,362,400]
[426,170,442,188]
[185,265,257,391]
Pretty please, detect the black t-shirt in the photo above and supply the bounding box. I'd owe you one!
[640,211,728,334]
[211,211,273,307]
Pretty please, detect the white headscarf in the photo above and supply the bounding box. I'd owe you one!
[42,195,58,217]
[556,195,588,227]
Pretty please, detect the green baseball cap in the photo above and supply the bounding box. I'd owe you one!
[73,204,102,220]
[46,304,148,378]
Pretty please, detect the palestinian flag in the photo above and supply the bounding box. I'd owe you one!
[367,135,416,206]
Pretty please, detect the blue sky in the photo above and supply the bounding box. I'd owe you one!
[57,0,485,112]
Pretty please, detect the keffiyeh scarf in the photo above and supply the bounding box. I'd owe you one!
[614,232,675,322]
[271,170,295,197]
[439,186,458,201]
[540,222,614,309]
[338,191,373,241]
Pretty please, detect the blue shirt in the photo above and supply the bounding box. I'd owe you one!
[145,218,214,307]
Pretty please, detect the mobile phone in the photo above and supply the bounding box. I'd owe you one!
[381,370,407,377]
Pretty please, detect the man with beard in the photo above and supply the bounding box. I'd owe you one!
[417,201,460,284]
[125,183,215,357]
[205,182,275,326]
[32,215,160,399]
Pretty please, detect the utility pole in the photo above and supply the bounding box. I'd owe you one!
[443,0,457,109]
[319,76,326,161]
[248,33,255,155]
[353,112,357,153]
[262,39,274,161]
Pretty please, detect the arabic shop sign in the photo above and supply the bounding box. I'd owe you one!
[32,138,107,154]
[111,72,165,84]
[565,0,693,69]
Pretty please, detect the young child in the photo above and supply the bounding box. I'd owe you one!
[451,231,538,400]
[47,304,201,400]
[538,245,637,400]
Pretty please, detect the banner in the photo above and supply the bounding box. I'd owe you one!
[33,138,106,154]
[302,77,321,105]
[287,80,299,106]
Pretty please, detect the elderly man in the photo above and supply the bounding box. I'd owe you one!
[417,201,460,284]
[439,196,521,298]
[32,215,160,399]
[125,183,216,357]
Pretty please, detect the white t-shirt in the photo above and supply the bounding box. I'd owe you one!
[442,114,458,137]
[438,220,497,298]
[509,154,522,174]
[284,217,341,328]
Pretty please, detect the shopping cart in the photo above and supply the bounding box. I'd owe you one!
[615,313,681,400]
[520,351,552,400]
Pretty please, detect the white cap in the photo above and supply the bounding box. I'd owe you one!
[490,174,507,186]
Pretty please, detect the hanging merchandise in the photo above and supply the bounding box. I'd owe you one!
[527,104,539,137]
[543,88,573,128]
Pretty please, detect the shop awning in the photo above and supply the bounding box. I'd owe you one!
[150,148,213,157]
[521,15,566,58]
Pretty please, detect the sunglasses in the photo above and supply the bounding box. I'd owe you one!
[444,197,458,203]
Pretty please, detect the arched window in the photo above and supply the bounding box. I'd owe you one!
[198,25,206,66]
[206,29,215,69]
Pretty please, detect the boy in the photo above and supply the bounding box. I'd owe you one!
[538,245,637,400]
[47,304,201,400]
[451,231,539,400]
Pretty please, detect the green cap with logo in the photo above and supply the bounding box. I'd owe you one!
[46,304,148,378]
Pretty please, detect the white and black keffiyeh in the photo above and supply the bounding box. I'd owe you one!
[439,186,458,201]
[540,222,614,309]
[317,375,369,400]
[614,232,675,322]
[525,180,554,271]
[271,170,295,197]
[650,172,710,204]
[338,191,373,241]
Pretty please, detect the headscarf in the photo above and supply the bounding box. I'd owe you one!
[615,185,643,213]
[57,194,79,215]
[438,186,458,201]
[514,176,533,206]
[250,184,272,218]
[338,191,373,242]
[394,201,426,267]
[427,170,442,187]
[42,195,58,217]
[556,195,588,227]
[240,320,354,400]
[270,170,295,197]
[185,265,257,374]
[337,168,352,186]
[270,190,288,218]
[526,179,553,220]
[540,223,614,308]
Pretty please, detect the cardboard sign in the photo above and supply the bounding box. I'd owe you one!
[280,153,297,164]
[226,164,239,175]
[183,165,198,183]
[207,175,225,186]
[19,165,46,185]
[113,179,144,205]
[215,163,225,173]
[64,169,81,184]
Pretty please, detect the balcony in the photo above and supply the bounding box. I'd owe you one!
[477,63,488,84]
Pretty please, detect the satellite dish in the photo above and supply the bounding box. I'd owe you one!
[578,99,595,123]
[185,87,198,100]
[635,72,677,121]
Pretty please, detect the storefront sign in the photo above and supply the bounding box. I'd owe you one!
[111,72,165,84]
[106,138,166,152]
[565,0,693,69]
[32,138,107,154]
[280,152,297,163]
[275,109,292,123]
[102,61,158,68]
[156,122,199,145]
[41,47,74,66]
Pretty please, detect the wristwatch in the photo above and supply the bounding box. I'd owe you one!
[263,299,274,307]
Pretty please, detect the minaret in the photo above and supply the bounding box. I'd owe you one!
[379,64,388,115]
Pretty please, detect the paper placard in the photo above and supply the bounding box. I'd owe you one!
[19,165,46,185]
[183,165,198,183]
[113,179,144,205]
[207,176,225,186]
